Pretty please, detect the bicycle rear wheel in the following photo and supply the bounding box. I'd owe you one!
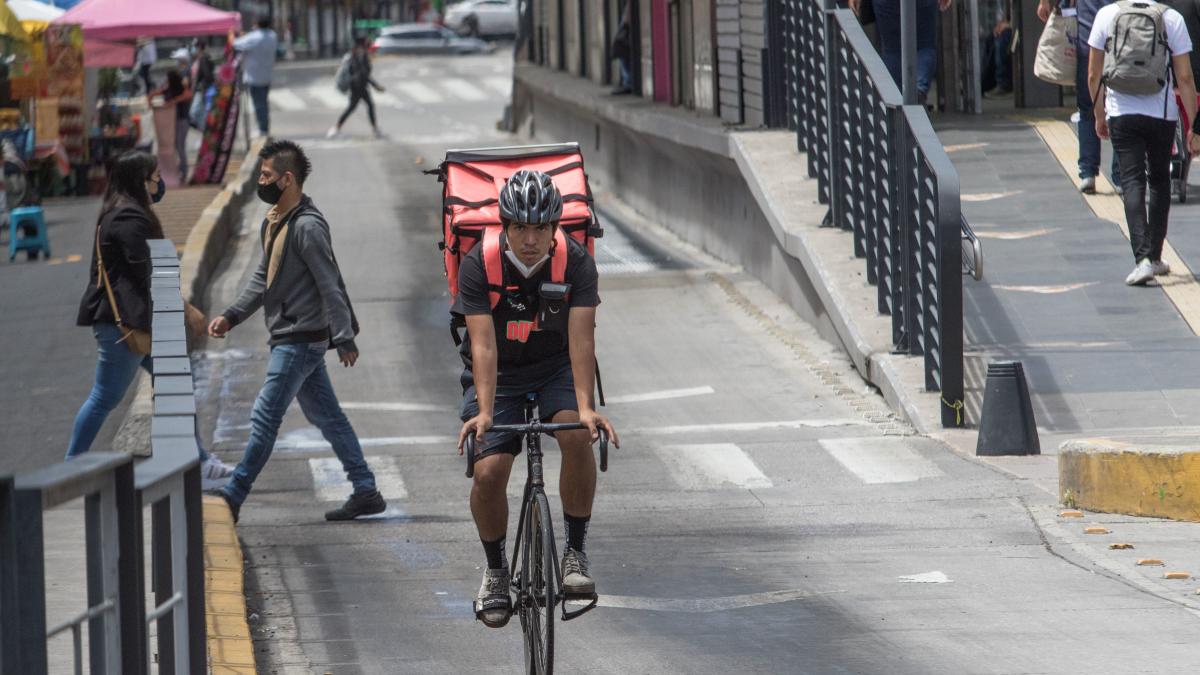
[520,491,556,674]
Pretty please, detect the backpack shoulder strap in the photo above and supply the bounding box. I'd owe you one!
[481,227,505,309]
[550,229,568,284]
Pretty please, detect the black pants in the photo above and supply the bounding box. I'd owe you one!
[139,64,153,95]
[337,86,376,128]
[1110,114,1176,262]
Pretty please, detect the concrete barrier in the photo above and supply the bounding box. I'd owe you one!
[180,137,266,308]
[1059,439,1200,521]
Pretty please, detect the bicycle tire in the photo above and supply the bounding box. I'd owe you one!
[520,491,556,675]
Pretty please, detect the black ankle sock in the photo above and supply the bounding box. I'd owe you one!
[563,512,590,553]
[482,536,507,570]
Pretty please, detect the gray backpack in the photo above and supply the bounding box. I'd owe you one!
[1103,1,1172,96]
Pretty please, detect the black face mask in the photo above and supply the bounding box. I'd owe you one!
[151,177,165,204]
[256,177,285,205]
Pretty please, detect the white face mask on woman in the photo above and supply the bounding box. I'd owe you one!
[504,249,550,278]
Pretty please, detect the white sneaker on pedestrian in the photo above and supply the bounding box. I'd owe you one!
[325,126,339,139]
[1125,259,1155,286]
[1152,259,1171,276]
[372,126,386,139]
[1079,176,1097,194]
[200,456,235,490]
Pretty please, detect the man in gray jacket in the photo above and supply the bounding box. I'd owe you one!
[208,139,384,522]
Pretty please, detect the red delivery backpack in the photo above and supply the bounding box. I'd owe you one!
[428,142,604,340]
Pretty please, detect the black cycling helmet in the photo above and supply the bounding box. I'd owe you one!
[498,169,563,225]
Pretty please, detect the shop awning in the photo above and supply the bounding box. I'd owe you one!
[52,0,240,41]
[9,0,65,34]
[0,1,33,44]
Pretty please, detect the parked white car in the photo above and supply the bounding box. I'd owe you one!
[444,0,518,38]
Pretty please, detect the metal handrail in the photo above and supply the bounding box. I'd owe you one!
[962,216,983,281]
[0,238,206,675]
[785,0,976,427]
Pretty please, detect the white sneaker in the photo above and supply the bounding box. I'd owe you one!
[200,456,235,489]
[325,126,339,139]
[1079,176,1097,194]
[372,126,385,139]
[1125,259,1155,286]
[1152,260,1171,276]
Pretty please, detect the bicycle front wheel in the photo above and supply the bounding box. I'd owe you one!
[520,491,556,675]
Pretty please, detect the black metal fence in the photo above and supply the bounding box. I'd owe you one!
[0,239,206,674]
[785,0,978,427]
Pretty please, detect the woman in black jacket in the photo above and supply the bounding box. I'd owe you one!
[67,152,233,483]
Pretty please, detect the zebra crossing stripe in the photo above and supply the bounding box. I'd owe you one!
[441,78,488,101]
[654,443,773,490]
[309,456,408,502]
[395,81,442,104]
[483,76,512,95]
[306,85,347,109]
[373,90,405,108]
[819,437,944,484]
[272,89,306,111]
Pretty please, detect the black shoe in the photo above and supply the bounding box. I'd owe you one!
[324,489,386,521]
[206,489,240,523]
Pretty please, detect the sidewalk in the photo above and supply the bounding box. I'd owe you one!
[936,111,1200,447]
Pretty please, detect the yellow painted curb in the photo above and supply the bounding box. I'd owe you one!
[1028,119,1200,336]
[202,494,255,672]
[1059,439,1200,521]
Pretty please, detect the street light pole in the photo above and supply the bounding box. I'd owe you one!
[901,0,917,105]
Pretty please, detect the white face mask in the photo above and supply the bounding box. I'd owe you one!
[504,248,550,278]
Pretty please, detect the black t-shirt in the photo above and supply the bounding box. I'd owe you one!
[166,69,191,120]
[455,235,600,370]
[1162,0,1200,84]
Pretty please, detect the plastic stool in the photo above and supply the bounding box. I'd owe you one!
[8,206,50,261]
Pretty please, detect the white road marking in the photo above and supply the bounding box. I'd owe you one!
[898,571,952,584]
[309,455,407,502]
[605,386,716,404]
[395,81,442,104]
[992,282,1097,294]
[441,78,488,101]
[272,89,306,111]
[372,90,405,108]
[820,437,944,484]
[340,402,453,412]
[961,190,1022,202]
[634,419,861,435]
[598,588,842,613]
[306,84,347,109]
[655,443,773,490]
[974,228,1058,240]
[483,76,512,95]
[280,435,456,451]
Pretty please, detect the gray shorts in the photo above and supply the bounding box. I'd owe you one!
[459,356,578,458]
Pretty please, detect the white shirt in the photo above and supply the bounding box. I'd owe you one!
[137,42,157,67]
[1089,1,1193,120]
[233,29,278,86]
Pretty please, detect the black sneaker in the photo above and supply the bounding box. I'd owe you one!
[206,489,240,524]
[324,489,386,521]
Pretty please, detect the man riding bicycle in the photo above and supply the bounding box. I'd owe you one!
[455,169,619,628]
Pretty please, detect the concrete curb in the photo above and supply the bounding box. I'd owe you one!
[202,495,256,674]
[180,138,266,307]
[1059,439,1200,522]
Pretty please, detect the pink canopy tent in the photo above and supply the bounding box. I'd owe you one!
[53,0,240,66]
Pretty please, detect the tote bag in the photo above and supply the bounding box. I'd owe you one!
[1034,10,1077,86]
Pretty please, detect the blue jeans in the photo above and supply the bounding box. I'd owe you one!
[875,0,938,95]
[221,341,375,507]
[67,322,210,461]
[248,84,270,135]
[1076,39,1120,180]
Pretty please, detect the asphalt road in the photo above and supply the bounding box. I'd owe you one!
[194,53,1200,674]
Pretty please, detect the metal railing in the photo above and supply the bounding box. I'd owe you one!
[1,239,206,674]
[786,0,978,427]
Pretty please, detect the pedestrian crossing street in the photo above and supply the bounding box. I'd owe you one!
[301,433,947,502]
[271,75,512,113]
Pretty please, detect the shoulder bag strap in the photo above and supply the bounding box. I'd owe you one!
[95,220,127,328]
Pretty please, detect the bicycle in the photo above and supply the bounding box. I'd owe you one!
[465,393,610,675]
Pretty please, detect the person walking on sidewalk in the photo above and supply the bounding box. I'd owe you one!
[851,0,954,106]
[1089,0,1200,285]
[136,37,157,96]
[207,140,384,523]
[156,49,194,184]
[232,17,278,137]
[68,151,234,485]
[1040,0,1122,194]
[326,39,386,139]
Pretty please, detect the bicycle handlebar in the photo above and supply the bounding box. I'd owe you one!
[464,424,609,478]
